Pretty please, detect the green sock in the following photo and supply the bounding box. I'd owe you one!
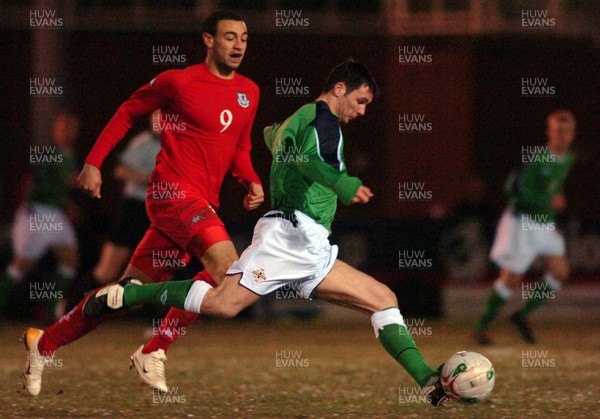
[378,323,437,388]
[475,288,508,332]
[123,279,194,309]
[517,281,553,318]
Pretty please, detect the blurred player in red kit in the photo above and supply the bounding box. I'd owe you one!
[21,9,264,396]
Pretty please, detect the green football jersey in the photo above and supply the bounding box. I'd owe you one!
[263,101,362,233]
[27,147,76,210]
[507,148,575,221]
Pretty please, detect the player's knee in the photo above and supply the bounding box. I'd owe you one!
[500,270,522,287]
[212,302,242,319]
[372,283,398,312]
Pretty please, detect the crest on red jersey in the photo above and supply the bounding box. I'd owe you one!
[237,92,250,108]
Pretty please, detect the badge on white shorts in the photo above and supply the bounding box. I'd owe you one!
[252,268,267,283]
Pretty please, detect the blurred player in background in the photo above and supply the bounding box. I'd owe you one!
[87,110,160,288]
[473,110,576,345]
[21,10,264,396]
[0,112,80,321]
[86,60,450,407]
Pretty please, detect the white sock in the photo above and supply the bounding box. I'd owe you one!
[7,264,24,283]
[184,281,213,314]
[371,307,405,338]
[58,264,76,279]
[493,279,512,300]
[543,273,561,292]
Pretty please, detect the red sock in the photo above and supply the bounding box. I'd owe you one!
[37,294,105,356]
[142,270,216,354]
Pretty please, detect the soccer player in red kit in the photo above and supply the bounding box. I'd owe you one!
[21,10,264,396]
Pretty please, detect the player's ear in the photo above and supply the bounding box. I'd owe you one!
[202,32,214,48]
[332,82,346,97]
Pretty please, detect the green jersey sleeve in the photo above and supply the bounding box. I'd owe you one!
[295,124,362,206]
[264,102,362,232]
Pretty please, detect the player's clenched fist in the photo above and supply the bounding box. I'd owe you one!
[77,163,102,199]
[243,182,264,210]
[351,185,374,204]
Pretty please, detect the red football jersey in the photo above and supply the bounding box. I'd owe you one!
[86,63,261,209]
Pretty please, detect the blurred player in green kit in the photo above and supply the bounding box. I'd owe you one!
[473,110,576,345]
[0,112,80,320]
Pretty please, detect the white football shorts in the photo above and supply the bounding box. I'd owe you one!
[490,209,565,274]
[12,204,77,260]
[228,210,338,299]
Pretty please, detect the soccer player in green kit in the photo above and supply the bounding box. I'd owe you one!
[85,60,451,407]
[0,112,80,320]
[473,110,576,345]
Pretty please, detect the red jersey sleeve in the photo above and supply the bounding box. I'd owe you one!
[85,71,177,169]
[229,86,261,187]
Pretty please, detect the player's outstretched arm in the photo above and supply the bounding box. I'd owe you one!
[77,163,102,199]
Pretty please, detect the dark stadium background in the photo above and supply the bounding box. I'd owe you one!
[0,1,599,319]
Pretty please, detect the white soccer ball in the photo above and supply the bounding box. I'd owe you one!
[440,351,495,404]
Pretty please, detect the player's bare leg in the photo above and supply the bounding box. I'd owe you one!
[88,261,447,406]
[93,242,133,285]
[473,268,522,345]
[546,255,569,283]
[312,260,444,403]
[122,264,154,284]
[195,240,238,286]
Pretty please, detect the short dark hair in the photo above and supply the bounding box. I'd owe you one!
[322,60,378,95]
[202,9,244,36]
